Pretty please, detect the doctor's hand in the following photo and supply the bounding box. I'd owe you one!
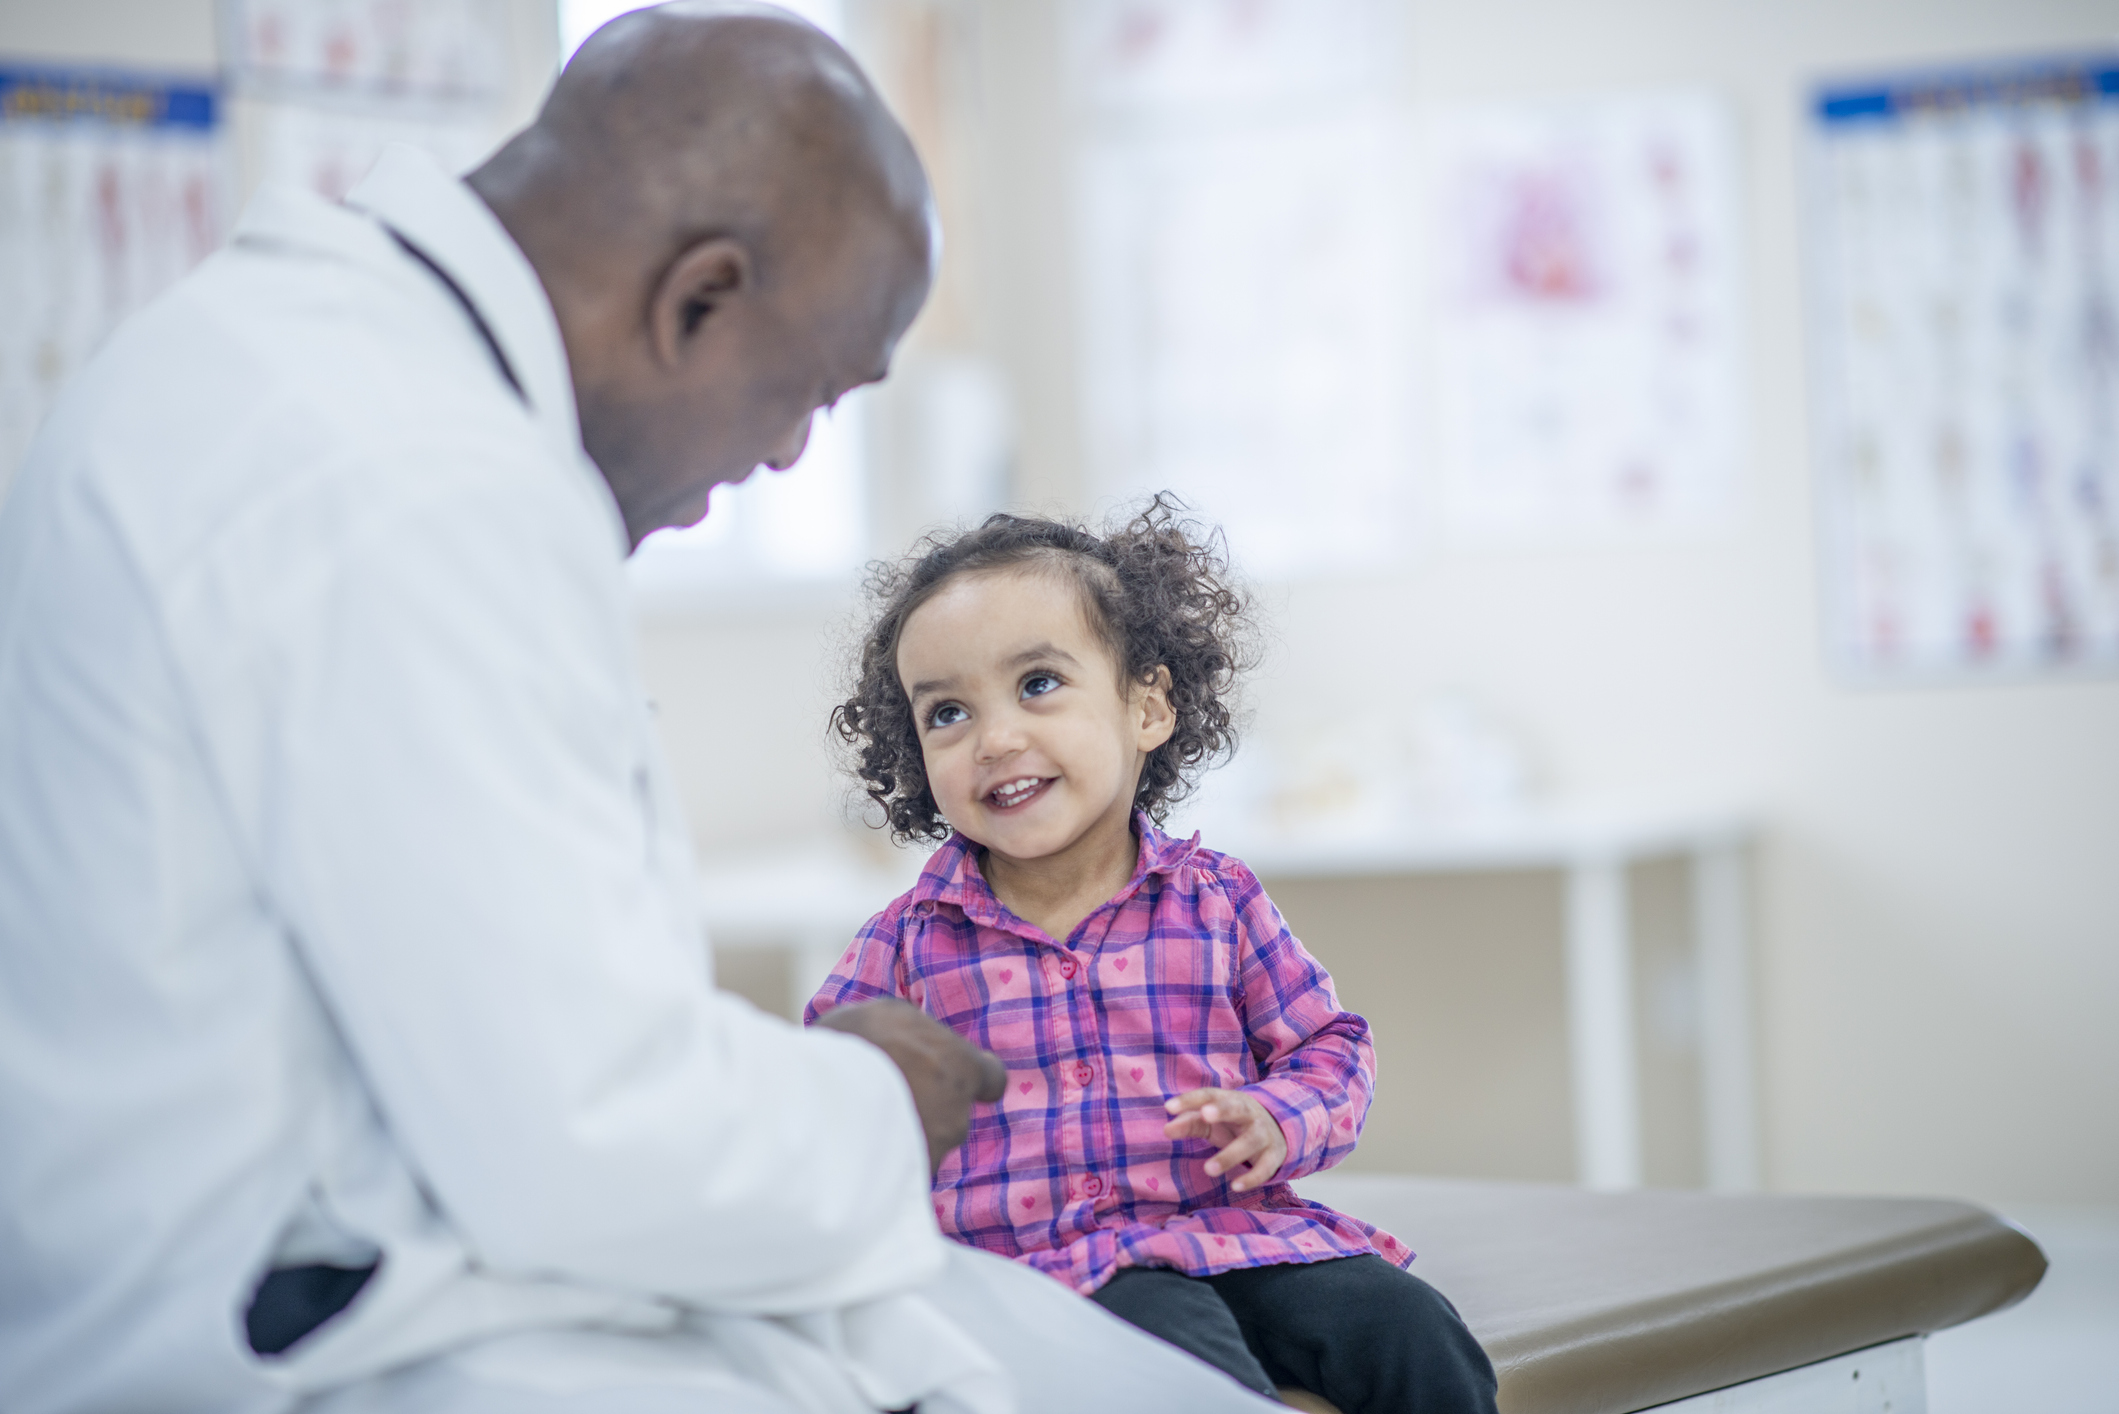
[1163,1088,1288,1194]
[814,998,1007,1173]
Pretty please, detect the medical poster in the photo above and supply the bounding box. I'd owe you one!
[1066,0,1390,117]
[0,66,228,498]
[1809,56,2119,677]
[1068,0,1413,578]
[1428,93,1745,539]
[226,0,505,100]
[227,0,509,202]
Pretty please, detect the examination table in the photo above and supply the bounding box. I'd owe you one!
[1285,1173,2045,1414]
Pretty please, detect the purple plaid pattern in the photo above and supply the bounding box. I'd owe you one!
[805,813,1412,1295]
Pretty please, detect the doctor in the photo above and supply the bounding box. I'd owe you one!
[0,6,1281,1413]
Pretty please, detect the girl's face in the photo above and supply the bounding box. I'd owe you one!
[897,568,1173,868]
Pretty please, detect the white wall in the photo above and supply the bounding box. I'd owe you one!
[0,0,220,70]
[1326,0,2111,1204]
[1338,0,2119,1206]
[844,0,2119,1206]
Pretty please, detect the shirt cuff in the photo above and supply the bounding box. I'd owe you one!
[1245,1080,1326,1182]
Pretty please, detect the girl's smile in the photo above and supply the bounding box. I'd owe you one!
[986,775,1055,811]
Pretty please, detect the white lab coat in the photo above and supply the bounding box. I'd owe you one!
[0,146,1274,1414]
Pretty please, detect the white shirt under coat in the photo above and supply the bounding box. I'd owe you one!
[0,146,979,1412]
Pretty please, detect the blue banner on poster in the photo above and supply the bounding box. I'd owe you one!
[1816,54,2119,126]
[0,63,218,131]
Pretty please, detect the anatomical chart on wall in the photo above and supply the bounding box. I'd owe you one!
[1069,0,1414,578]
[0,66,228,496]
[1067,0,1390,116]
[226,0,506,202]
[1428,94,1745,540]
[1809,56,2119,677]
[227,0,505,98]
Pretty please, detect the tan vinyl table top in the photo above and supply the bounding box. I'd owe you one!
[1295,1174,2046,1414]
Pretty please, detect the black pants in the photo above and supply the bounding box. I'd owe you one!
[1090,1256,1497,1414]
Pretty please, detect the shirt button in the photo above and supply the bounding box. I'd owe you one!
[1071,1061,1095,1087]
[1082,1174,1105,1198]
[1058,958,1078,979]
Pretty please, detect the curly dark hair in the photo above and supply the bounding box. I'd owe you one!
[833,494,1259,845]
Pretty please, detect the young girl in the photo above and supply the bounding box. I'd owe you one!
[805,500,1497,1414]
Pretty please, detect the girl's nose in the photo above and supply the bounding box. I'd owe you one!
[973,716,1027,763]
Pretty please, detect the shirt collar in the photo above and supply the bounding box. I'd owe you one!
[341,145,583,460]
[911,811,1204,931]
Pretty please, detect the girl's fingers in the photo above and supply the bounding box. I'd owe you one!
[1164,1087,1230,1116]
[1230,1131,1288,1191]
[1157,1085,1287,1188]
[1166,1089,1278,1172]
[1202,1126,1266,1178]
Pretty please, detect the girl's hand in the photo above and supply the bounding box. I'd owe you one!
[1162,1087,1288,1193]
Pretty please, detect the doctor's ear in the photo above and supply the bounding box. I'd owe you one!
[648,237,752,367]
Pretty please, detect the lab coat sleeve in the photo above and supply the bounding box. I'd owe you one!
[1221,864,1375,1183]
[237,438,939,1314]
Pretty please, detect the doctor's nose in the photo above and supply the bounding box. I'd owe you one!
[763,413,814,472]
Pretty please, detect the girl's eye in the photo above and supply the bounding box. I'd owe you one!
[1022,673,1061,699]
[929,703,968,729]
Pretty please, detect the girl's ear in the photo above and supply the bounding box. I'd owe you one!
[1135,666,1176,753]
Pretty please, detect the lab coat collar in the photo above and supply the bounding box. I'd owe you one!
[913,811,1203,939]
[343,144,583,459]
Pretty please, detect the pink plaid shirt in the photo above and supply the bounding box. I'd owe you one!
[805,814,1412,1294]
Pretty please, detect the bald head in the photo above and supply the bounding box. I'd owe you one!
[521,5,931,295]
[470,3,936,547]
